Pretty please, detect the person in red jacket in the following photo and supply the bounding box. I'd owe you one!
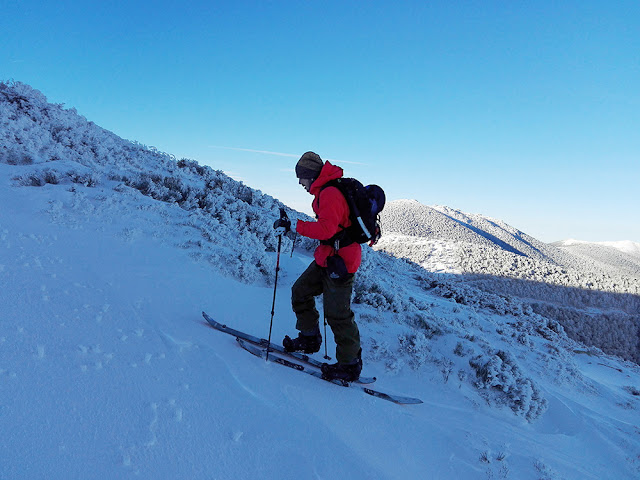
[273,151,362,382]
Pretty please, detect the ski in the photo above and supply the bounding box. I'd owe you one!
[202,311,377,384]
[236,338,423,405]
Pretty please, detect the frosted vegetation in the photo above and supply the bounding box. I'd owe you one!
[378,199,640,363]
[1,80,638,427]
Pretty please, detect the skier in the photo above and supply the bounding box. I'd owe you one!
[273,151,363,382]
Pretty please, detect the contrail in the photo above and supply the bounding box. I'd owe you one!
[209,145,367,165]
[209,146,298,158]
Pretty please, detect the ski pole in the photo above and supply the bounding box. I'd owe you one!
[323,315,331,360]
[290,231,297,258]
[266,233,282,361]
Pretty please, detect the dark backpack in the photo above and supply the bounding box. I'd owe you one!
[321,178,386,247]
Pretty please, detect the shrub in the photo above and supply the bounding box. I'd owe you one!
[470,350,548,421]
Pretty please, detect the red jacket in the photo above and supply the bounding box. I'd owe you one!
[296,162,362,273]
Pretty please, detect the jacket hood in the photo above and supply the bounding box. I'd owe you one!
[309,161,343,196]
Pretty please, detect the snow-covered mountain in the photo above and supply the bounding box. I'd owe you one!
[557,239,640,256]
[379,199,555,261]
[378,199,640,364]
[2,81,640,479]
[379,200,640,279]
[552,239,640,277]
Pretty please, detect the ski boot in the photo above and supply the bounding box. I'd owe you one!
[283,331,322,354]
[321,349,362,382]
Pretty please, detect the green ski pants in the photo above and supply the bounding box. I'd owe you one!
[291,261,360,363]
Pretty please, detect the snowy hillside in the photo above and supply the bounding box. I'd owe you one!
[2,81,640,479]
[378,199,640,364]
[379,200,640,280]
[379,199,554,262]
[552,239,640,278]
[557,239,640,257]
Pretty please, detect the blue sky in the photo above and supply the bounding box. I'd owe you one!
[2,1,639,242]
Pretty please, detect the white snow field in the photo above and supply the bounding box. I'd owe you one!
[1,81,640,479]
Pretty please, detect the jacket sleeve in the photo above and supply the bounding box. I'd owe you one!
[296,187,349,241]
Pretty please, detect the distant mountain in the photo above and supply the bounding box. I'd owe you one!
[557,239,640,256]
[378,199,557,265]
[377,199,640,363]
[552,239,640,278]
[379,199,640,289]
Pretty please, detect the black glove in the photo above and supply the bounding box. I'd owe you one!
[273,208,291,235]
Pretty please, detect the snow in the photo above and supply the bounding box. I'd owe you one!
[599,241,640,257]
[2,81,640,479]
[560,239,640,257]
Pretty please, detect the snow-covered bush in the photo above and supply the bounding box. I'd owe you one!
[470,350,548,422]
[14,168,100,188]
[531,302,640,364]
[0,80,320,285]
[397,332,433,369]
[352,248,408,311]
[1,147,34,165]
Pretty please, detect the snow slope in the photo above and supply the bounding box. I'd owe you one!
[2,81,640,479]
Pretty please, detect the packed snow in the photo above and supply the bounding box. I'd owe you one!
[2,81,640,479]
